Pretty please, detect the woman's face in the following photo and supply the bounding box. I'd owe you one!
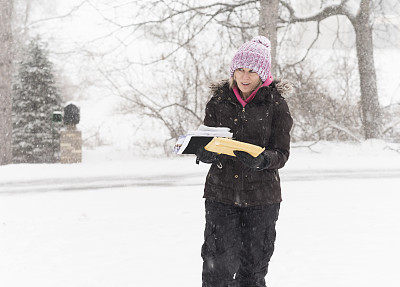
[234,68,261,97]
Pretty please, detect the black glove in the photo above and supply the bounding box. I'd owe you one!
[196,147,218,164]
[233,150,270,170]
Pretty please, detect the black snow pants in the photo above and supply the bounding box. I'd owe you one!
[202,199,280,287]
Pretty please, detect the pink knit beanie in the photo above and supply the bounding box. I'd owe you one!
[230,36,271,82]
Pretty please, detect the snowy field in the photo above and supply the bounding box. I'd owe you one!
[1,140,400,287]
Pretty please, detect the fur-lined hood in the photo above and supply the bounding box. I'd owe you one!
[210,79,294,98]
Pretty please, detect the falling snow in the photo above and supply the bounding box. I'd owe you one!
[1,141,400,287]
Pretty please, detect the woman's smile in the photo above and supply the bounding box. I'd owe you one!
[235,68,262,99]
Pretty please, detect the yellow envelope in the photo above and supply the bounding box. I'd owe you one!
[204,137,265,157]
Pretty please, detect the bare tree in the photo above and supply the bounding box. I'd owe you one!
[259,0,279,74]
[284,54,363,142]
[29,0,398,152]
[0,0,14,165]
[280,0,383,139]
[87,0,280,151]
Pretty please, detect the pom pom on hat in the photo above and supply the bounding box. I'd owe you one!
[230,36,271,82]
[251,36,271,51]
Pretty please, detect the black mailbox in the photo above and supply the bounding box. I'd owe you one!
[64,103,80,126]
[52,111,62,122]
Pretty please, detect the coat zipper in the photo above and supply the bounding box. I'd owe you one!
[240,104,246,205]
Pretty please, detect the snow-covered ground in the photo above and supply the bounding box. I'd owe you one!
[1,140,400,287]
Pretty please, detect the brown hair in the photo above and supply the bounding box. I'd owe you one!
[229,77,238,90]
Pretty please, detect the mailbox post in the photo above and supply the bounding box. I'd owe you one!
[60,103,82,163]
[51,111,62,162]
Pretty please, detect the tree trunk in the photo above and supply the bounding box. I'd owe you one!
[352,0,382,139]
[0,0,13,165]
[259,0,279,76]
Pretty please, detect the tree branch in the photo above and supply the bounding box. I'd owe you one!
[159,103,203,123]
[279,0,353,23]
[92,0,258,30]
[28,0,89,26]
[327,121,363,142]
[291,141,320,153]
[284,20,322,68]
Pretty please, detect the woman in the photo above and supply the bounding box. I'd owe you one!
[196,36,293,287]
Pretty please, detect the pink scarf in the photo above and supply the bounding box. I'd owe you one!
[233,71,273,108]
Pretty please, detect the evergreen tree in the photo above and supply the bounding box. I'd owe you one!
[12,37,63,163]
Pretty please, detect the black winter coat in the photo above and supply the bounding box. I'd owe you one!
[203,80,293,206]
